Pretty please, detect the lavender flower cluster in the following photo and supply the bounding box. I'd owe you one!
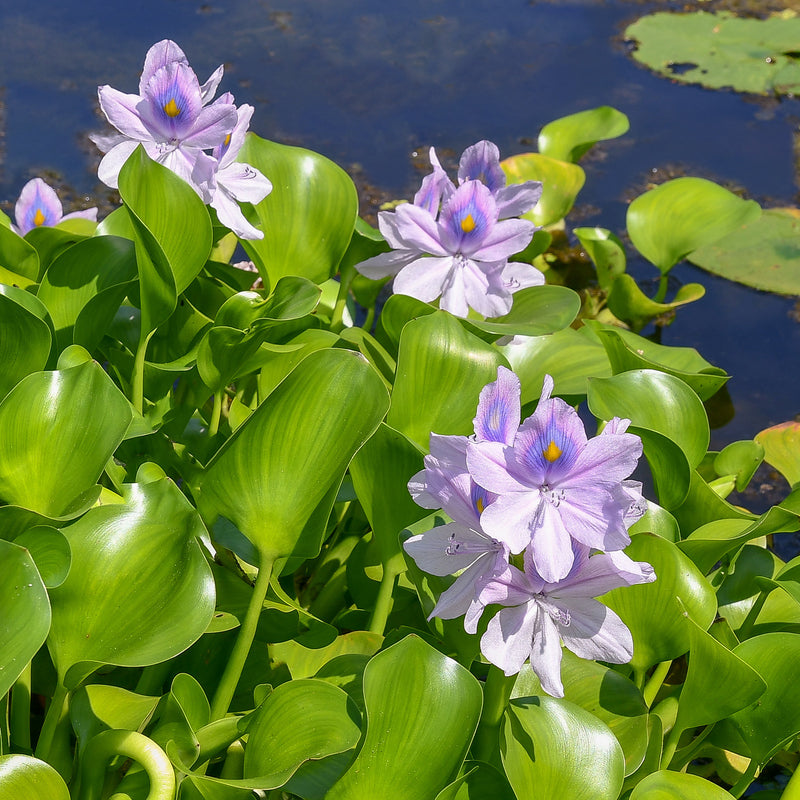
[91,40,272,240]
[404,367,656,697]
[354,141,547,318]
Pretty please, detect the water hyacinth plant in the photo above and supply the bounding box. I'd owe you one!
[1,37,800,800]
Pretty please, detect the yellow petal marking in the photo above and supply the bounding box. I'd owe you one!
[223,133,231,148]
[163,98,181,118]
[476,496,485,514]
[460,213,476,233]
[543,440,562,462]
[33,208,46,227]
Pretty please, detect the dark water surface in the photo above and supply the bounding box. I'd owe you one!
[1,0,798,459]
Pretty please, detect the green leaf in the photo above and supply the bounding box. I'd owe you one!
[501,153,585,227]
[14,526,71,588]
[714,440,764,492]
[688,207,800,295]
[198,349,389,561]
[349,423,427,567]
[327,635,482,800]
[630,770,735,799]
[538,106,630,163]
[118,145,213,334]
[435,761,515,800]
[602,533,717,672]
[755,421,800,487]
[512,651,649,776]
[501,327,611,402]
[584,320,729,401]
[47,477,215,684]
[606,274,706,330]
[37,235,137,355]
[387,311,507,451]
[626,177,760,274]
[625,11,800,95]
[243,679,361,787]
[0,540,51,700]
[0,224,39,282]
[0,755,70,800]
[0,357,133,518]
[723,633,800,763]
[238,134,359,287]
[0,286,52,400]
[672,611,766,736]
[573,227,626,291]
[501,696,625,800]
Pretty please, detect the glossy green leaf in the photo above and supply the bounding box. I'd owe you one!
[512,650,649,776]
[25,225,89,278]
[538,106,630,163]
[374,293,436,355]
[626,177,760,274]
[584,320,729,401]
[465,284,581,338]
[673,612,766,736]
[573,226,626,290]
[14,526,71,588]
[349,422,427,567]
[689,207,800,295]
[0,223,39,281]
[37,235,137,354]
[588,369,709,469]
[434,761,515,800]
[630,770,735,799]
[198,349,389,561]
[755,421,800,487]
[607,274,706,330]
[271,631,382,680]
[500,327,610,402]
[0,286,51,400]
[327,636,482,800]
[625,11,800,95]
[238,134,359,287]
[714,440,764,492]
[388,311,507,451]
[47,477,215,684]
[0,755,70,800]
[0,540,51,700]
[723,633,800,763]
[501,153,585,227]
[602,533,717,672]
[630,501,680,543]
[501,696,625,800]
[0,357,133,517]
[244,679,361,785]
[118,145,213,334]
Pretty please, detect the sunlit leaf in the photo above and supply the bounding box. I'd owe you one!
[538,106,629,163]
[630,770,735,799]
[0,755,70,800]
[755,421,800,487]
[626,177,760,274]
[606,274,706,330]
[573,226,626,291]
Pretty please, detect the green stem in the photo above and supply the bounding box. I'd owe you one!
[368,561,400,635]
[219,739,245,780]
[361,305,375,333]
[652,274,669,304]
[135,661,172,697]
[633,666,647,694]
[643,660,671,708]
[660,722,684,770]
[210,557,275,720]
[779,755,800,800]
[131,330,154,415]
[729,757,759,798]
[737,589,769,641]
[77,729,175,800]
[472,665,516,767]
[0,693,8,755]
[669,724,713,771]
[10,662,32,753]
[34,682,69,764]
[330,279,351,333]
[209,389,223,437]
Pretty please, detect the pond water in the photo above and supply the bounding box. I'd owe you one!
[1,0,798,501]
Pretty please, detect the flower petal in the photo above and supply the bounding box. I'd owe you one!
[404,522,494,577]
[393,256,456,304]
[98,86,152,141]
[354,249,419,280]
[466,440,528,495]
[438,180,497,255]
[529,500,576,583]
[494,182,543,218]
[216,162,272,204]
[529,611,565,697]
[481,603,538,677]
[385,202,448,255]
[211,185,265,239]
[458,140,505,193]
[139,62,204,141]
[474,366,521,445]
[469,217,535,262]
[15,178,62,234]
[97,139,140,189]
[475,489,540,554]
[140,39,188,94]
[559,599,633,665]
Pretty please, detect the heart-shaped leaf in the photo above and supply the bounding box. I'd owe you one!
[538,106,630,163]
[0,755,70,800]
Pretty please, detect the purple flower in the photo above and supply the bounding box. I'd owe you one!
[191,93,273,240]
[467,372,645,583]
[479,543,655,696]
[92,39,237,190]
[13,178,97,236]
[356,179,543,318]
[405,434,510,631]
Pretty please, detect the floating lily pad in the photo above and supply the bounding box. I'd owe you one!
[626,11,800,96]
[689,208,800,295]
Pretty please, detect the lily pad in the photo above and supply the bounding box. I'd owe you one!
[626,11,800,96]
[688,208,800,295]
